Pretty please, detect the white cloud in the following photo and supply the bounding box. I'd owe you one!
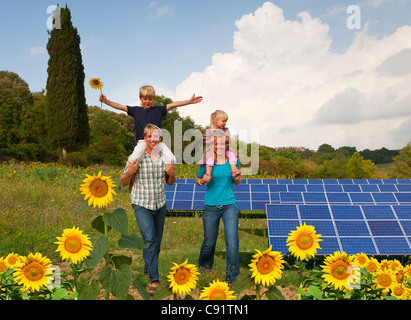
[149,2,173,18]
[29,46,47,56]
[174,1,411,150]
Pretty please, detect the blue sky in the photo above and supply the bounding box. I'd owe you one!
[1,0,411,150]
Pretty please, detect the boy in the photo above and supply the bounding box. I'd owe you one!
[99,85,202,164]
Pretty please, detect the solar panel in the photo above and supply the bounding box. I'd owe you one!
[266,203,411,255]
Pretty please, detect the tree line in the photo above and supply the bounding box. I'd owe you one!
[1,5,410,179]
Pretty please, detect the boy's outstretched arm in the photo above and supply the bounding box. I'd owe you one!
[100,94,128,112]
[166,94,203,111]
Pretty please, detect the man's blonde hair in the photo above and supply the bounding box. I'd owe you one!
[139,85,156,99]
[144,123,162,137]
[210,110,228,126]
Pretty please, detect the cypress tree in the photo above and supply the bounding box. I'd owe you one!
[45,5,89,157]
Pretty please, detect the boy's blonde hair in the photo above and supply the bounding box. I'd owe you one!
[144,123,162,137]
[210,110,228,126]
[139,85,156,99]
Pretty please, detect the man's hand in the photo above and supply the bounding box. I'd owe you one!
[165,164,176,176]
[127,160,139,175]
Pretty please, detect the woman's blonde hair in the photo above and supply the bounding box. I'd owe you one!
[210,110,228,126]
[139,85,156,99]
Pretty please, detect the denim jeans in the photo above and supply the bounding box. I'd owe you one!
[198,204,239,283]
[133,204,166,283]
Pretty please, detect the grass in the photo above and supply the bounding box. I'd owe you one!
[0,161,299,292]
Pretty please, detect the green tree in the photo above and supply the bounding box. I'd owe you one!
[45,5,89,157]
[392,142,411,178]
[344,152,376,179]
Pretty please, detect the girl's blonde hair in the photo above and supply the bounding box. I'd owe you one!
[143,123,162,137]
[139,85,155,99]
[210,110,228,126]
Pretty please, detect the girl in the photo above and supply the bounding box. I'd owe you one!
[200,110,238,181]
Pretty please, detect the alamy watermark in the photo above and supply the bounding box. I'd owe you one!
[160,121,260,175]
[346,5,361,30]
[47,5,61,30]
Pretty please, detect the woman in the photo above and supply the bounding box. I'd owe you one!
[121,124,176,296]
[196,133,242,284]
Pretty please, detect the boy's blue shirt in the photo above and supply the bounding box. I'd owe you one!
[127,105,167,142]
[196,159,240,206]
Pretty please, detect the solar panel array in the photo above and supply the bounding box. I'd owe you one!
[166,178,411,256]
[166,178,411,211]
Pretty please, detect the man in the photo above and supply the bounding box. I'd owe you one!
[121,124,176,296]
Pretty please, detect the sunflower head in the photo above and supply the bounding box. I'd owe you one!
[200,279,235,300]
[89,78,104,90]
[0,257,7,272]
[80,170,117,208]
[321,251,358,291]
[167,259,200,296]
[249,245,284,287]
[367,257,380,273]
[55,226,93,264]
[5,253,21,269]
[374,270,396,293]
[354,252,369,268]
[13,252,52,292]
[286,223,322,260]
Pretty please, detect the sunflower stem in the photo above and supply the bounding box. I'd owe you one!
[256,284,261,300]
[103,209,110,300]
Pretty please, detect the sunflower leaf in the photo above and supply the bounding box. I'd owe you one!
[103,208,128,235]
[232,272,255,294]
[74,199,89,215]
[100,264,132,300]
[265,285,286,300]
[84,235,110,268]
[118,233,146,250]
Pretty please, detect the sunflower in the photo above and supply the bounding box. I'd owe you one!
[322,251,358,291]
[167,259,200,295]
[404,265,411,278]
[374,270,396,293]
[354,252,369,268]
[393,266,406,285]
[55,226,93,264]
[286,223,322,260]
[249,245,284,287]
[0,257,7,272]
[200,279,235,300]
[367,258,380,273]
[89,78,104,90]
[388,259,402,272]
[391,284,409,300]
[80,170,117,208]
[5,253,20,269]
[13,252,52,292]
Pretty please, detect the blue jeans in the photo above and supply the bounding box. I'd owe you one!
[133,204,166,283]
[198,204,239,283]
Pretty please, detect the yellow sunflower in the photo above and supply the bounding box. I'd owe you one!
[286,223,322,260]
[0,257,7,272]
[200,279,235,300]
[55,226,93,264]
[13,252,52,292]
[80,170,117,208]
[403,265,411,278]
[354,252,369,268]
[391,284,409,300]
[322,251,358,291]
[167,259,200,295]
[374,270,396,293]
[5,253,20,269]
[89,77,104,90]
[249,245,284,287]
[367,257,380,273]
[388,259,402,272]
[393,266,406,285]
